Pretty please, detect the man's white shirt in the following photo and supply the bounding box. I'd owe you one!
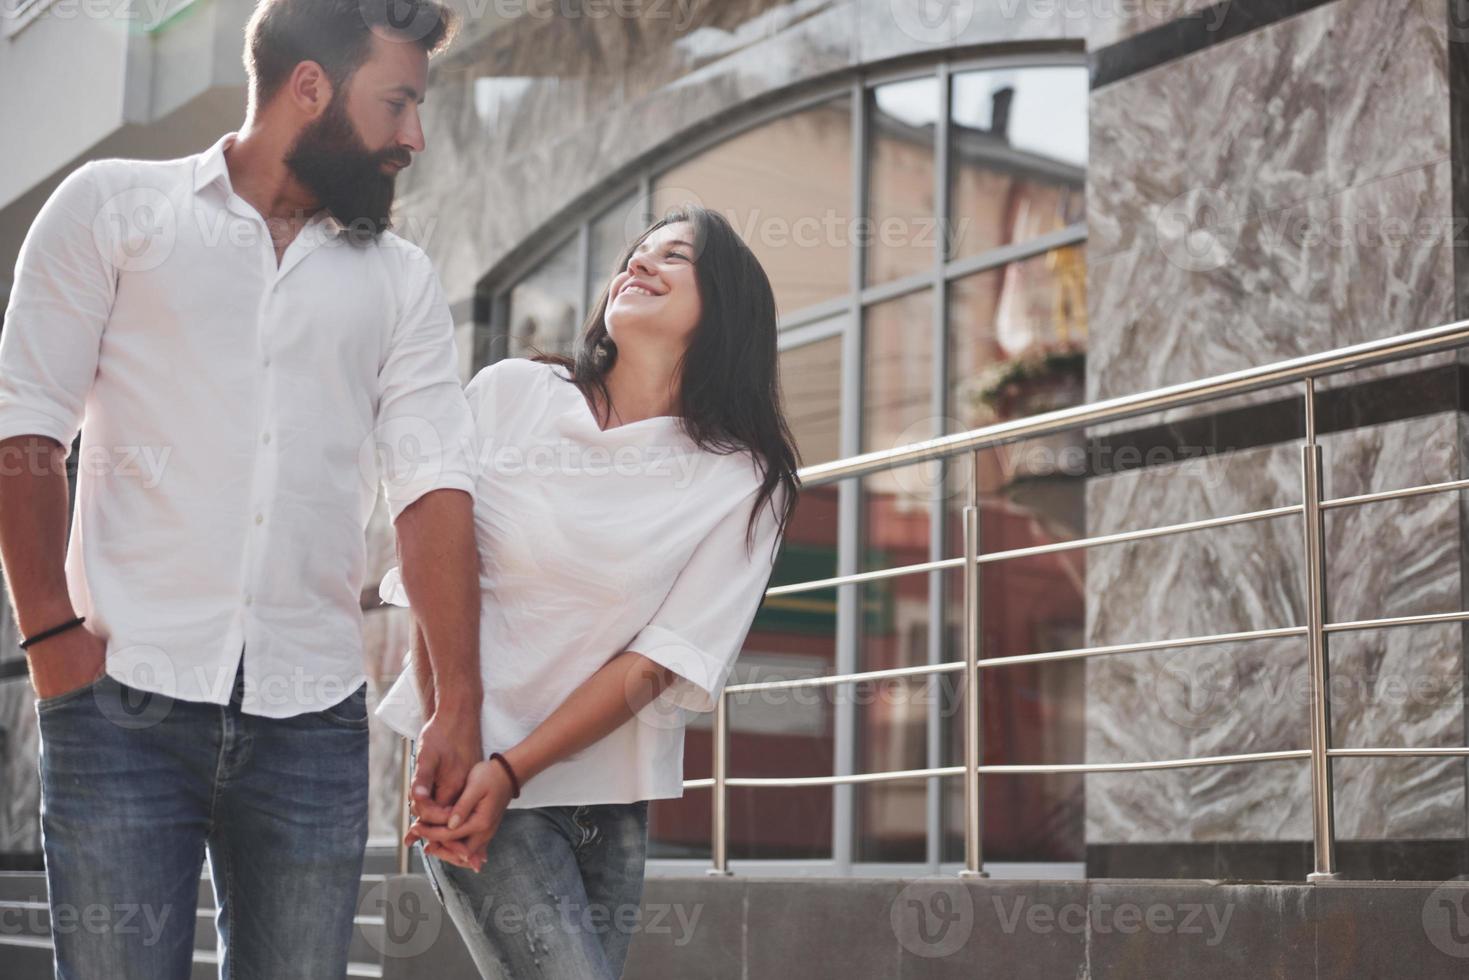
[0,131,475,716]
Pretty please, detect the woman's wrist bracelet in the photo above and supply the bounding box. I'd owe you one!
[489,751,521,799]
[20,615,86,652]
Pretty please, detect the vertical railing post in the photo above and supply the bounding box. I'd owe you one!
[959,450,988,878]
[1300,376,1340,882]
[708,690,733,875]
[397,739,412,875]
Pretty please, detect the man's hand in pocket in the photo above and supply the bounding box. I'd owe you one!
[28,624,107,700]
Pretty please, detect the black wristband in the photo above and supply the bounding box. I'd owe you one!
[20,615,86,652]
[489,752,522,799]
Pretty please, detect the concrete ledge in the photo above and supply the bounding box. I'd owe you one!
[7,872,1469,978]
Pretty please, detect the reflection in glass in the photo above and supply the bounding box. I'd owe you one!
[947,246,1087,433]
[651,486,841,860]
[586,191,641,312]
[941,563,1085,863]
[780,332,844,467]
[863,292,937,584]
[949,66,1087,260]
[866,77,940,285]
[938,423,1086,859]
[863,290,936,453]
[855,569,930,863]
[506,235,581,358]
[652,96,854,317]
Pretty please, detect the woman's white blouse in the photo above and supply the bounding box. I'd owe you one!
[374,357,785,807]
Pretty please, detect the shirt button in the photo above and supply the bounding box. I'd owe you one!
[254,513,264,525]
[262,355,271,368]
[244,594,253,607]
[262,433,271,445]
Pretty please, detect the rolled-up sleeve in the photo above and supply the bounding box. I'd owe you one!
[0,162,115,457]
[630,483,787,714]
[375,248,476,522]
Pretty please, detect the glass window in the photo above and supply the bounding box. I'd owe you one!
[949,66,1087,260]
[866,77,941,285]
[586,191,641,312]
[780,332,844,467]
[652,96,854,317]
[947,245,1087,432]
[506,235,581,359]
[853,461,934,862]
[863,290,936,454]
[940,554,1086,863]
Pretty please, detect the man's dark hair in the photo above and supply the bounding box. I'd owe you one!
[243,0,458,111]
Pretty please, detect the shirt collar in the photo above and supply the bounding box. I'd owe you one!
[194,131,347,240]
[192,131,237,195]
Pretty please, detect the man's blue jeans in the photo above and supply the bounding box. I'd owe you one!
[36,661,370,979]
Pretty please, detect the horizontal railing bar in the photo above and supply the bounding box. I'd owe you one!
[795,318,1469,487]
[765,503,1301,598]
[680,750,1311,790]
[764,556,961,597]
[977,750,1309,773]
[683,747,1469,791]
[1324,610,1469,633]
[1321,477,1469,511]
[971,503,1302,565]
[723,624,1308,694]
[724,660,964,694]
[1329,747,1469,757]
[721,767,965,788]
[976,624,1307,669]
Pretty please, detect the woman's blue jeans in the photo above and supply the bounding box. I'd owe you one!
[413,751,649,979]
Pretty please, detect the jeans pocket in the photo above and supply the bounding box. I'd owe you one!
[318,682,369,729]
[34,673,107,715]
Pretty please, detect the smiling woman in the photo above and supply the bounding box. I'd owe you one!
[374,205,800,980]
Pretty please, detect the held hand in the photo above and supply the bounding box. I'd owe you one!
[405,758,515,872]
[412,704,482,815]
[27,624,107,701]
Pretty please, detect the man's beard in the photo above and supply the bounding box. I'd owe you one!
[284,94,410,241]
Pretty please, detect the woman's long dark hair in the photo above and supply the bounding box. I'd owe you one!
[532,205,800,556]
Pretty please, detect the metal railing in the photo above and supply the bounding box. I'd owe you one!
[695,317,1469,882]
